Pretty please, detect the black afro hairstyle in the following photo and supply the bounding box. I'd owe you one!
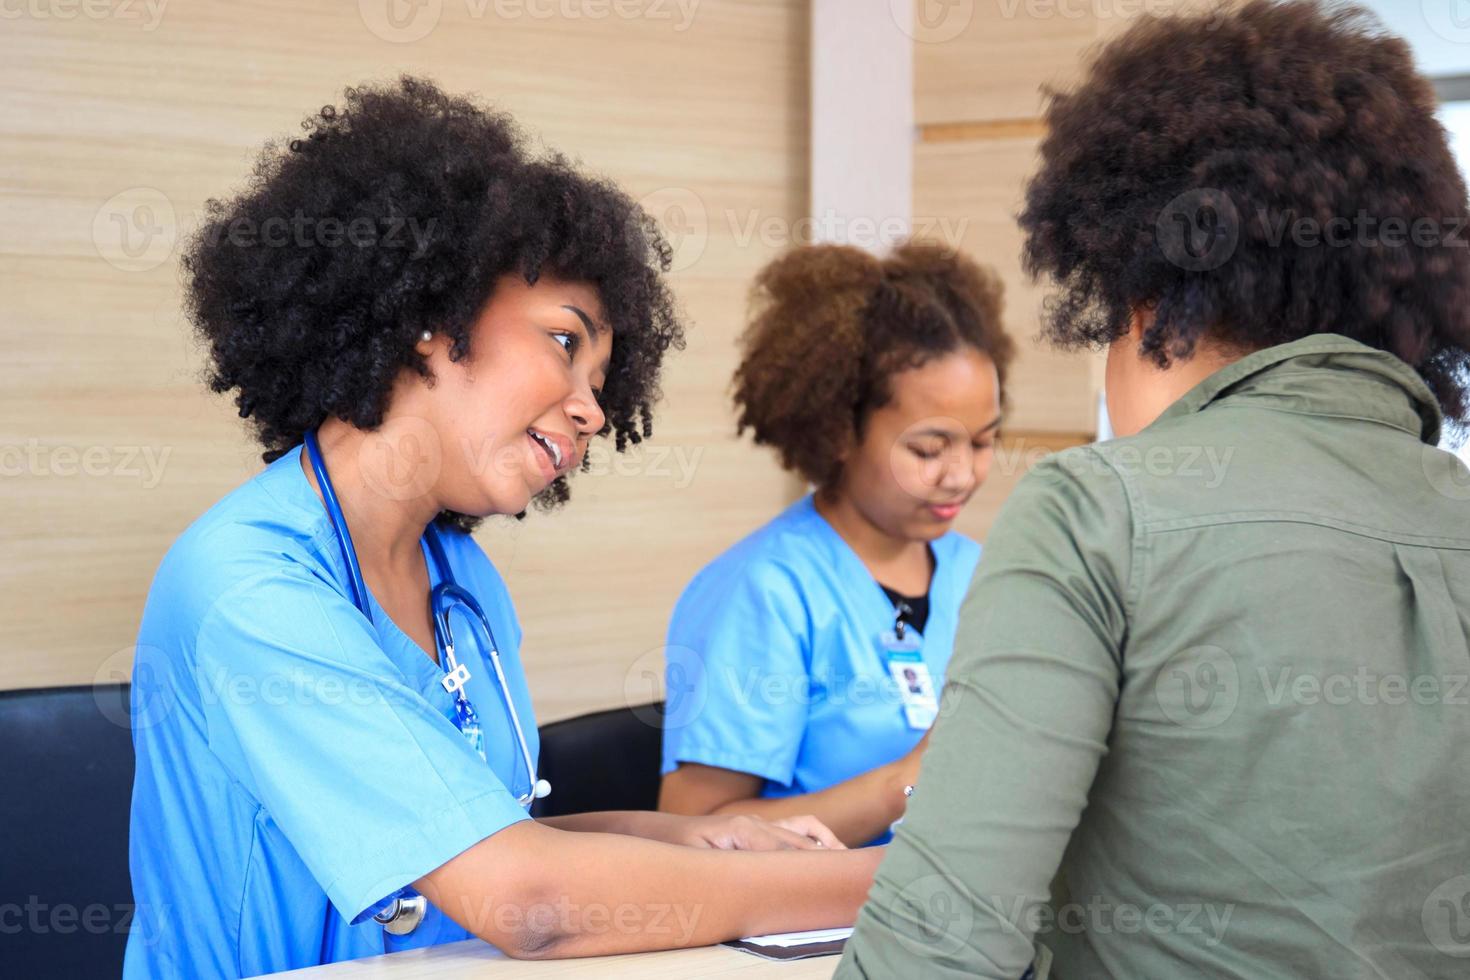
[183,74,685,532]
[1019,0,1470,429]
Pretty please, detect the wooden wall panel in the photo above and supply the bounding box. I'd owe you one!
[907,1,1139,528]
[914,136,1098,436]
[0,0,809,724]
[912,0,1101,124]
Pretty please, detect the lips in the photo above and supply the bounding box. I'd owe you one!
[526,428,572,480]
[927,501,965,522]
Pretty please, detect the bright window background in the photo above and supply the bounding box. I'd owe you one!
[1437,101,1470,461]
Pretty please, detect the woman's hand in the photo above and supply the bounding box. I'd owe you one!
[672,813,847,851]
[656,730,938,850]
[539,809,846,850]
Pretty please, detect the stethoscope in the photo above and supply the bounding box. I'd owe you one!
[303,430,550,935]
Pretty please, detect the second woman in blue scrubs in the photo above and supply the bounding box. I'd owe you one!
[659,242,1015,846]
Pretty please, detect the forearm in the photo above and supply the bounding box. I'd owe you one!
[705,766,906,847]
[421,821,883,958]
[538,810,686,842]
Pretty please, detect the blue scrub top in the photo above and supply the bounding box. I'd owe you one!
[124,444,539,978]
[659,494,981,845]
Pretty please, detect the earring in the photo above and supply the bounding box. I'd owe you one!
[419,330,433,343]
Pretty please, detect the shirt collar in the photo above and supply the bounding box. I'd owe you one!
[1147,333,1444,445]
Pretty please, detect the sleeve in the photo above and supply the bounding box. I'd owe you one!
[838,448,1133,979]
[191,562,532,925]
[659,557,811,787]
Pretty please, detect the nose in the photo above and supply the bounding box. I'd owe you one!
[568,387,606,437]
[938,446,977,493]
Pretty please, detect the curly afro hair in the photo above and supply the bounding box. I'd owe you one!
[1019,0,1470,428]
[732,240,1014,490]
[183,75,685,532]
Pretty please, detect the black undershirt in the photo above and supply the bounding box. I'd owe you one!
[877,544,935,636]
[879,585,931,636]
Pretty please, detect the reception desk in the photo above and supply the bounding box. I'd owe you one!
[274,939,840,978]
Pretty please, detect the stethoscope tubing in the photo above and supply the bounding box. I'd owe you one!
[302,429,543,807]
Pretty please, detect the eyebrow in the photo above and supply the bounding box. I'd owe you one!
[911,416,1003,440]
[561,304,602,340]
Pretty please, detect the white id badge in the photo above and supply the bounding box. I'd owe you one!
[881,630,937,730]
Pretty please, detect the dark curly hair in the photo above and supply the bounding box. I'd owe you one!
[1019,0,1470,429]
[732,240,1014,489]
[183,75,685,532]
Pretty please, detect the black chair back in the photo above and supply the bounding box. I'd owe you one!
[0,687,665,976]
[530,702,664,818]
[0,684,135,979]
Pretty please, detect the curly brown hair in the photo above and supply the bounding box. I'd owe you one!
[183,75,684,532]
[732,241,1014,489]
[1019,0,1470,428]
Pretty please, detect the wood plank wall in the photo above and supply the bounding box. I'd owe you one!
[0,0,809,723]
[2,0,1145,723]
[905,0,1145,542]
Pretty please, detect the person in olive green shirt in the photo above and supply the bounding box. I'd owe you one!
[839,3,1470,978]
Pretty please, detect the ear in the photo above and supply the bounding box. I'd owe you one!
[1127,302,1156,343]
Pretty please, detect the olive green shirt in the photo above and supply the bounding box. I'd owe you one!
[837,335,1470,979]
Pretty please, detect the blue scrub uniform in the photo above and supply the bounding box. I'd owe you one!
[660,494,981,845]
[124,444,539,978]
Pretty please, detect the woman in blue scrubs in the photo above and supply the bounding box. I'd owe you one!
[658,242,1015,846]
[124,77,880,978]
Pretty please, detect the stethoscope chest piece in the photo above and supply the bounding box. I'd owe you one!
[374,894,428,936]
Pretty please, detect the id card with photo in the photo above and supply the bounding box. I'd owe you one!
[880,631,937,730]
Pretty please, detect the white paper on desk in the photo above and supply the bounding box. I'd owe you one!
[738,927,853,947]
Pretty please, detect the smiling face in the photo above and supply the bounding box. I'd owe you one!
[831,346,1002,542]
[394,272,611,518]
